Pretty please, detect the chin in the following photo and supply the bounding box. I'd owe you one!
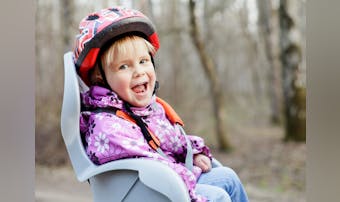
[132,99,151,108]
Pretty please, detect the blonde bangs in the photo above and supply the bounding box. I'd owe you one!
[101,35,156,68]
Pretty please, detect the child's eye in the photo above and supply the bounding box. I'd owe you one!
[118,64,128,70]
[140,58,148,64]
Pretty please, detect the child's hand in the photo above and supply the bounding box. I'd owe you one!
[193,154,212,173]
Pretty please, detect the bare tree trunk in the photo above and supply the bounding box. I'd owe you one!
[60,0,74,52]
[188,0,231,151]
[279,0,306,142]
[237,4,263,105]
[170,0,180,106]
[257,0,283,124]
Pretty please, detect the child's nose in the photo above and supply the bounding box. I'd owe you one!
[133,64,145,77]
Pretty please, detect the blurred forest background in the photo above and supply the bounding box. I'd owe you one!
[36,0,306,201]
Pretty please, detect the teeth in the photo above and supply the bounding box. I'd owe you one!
[132,84,146,93]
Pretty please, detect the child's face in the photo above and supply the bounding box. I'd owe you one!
[103,39,156,107]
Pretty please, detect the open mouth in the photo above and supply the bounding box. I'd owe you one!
[131,82,148,94]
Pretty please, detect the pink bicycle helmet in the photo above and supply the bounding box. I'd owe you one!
[73,7,160,85]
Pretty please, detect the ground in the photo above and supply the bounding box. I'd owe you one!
[35,125,305,202]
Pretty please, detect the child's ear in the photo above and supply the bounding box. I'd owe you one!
[94,70,104,82]
[93,75,104,85]
[89,65,105,86]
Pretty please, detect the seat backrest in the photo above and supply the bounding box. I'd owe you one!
[60,52,202,202]
[61,52,96,182]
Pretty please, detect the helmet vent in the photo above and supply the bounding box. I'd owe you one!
[87,14,99,21]
[109,8,119,12]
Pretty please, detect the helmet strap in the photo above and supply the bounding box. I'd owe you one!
[150,53,159,95]
[153,81,159,94]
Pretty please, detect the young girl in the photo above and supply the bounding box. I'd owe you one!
[74,7,248,202]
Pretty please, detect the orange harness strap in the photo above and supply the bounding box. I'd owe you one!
[113,98,192,169]
[116,110,136,124]
[116,110,161,150]
[155,97,184,126]
[115,97,183,151]
[116,97,184,126]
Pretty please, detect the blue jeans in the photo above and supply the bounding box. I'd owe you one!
[195,167,249,202]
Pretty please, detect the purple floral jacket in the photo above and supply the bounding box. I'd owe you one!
[80,86,212,201]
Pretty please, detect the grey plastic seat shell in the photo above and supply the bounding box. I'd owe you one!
[61,52,222,202]
[61,52,192,202]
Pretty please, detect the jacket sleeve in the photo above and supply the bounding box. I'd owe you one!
[165,124,212,162]
[187,134,213,159]
[81,112,158,165]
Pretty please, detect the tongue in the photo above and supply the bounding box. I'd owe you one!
[132,84,145,93]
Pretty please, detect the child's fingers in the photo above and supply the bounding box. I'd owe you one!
[201,157,212,172]
[197,161,206,171]
[194,154,212,172]
[199,159,210,172]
